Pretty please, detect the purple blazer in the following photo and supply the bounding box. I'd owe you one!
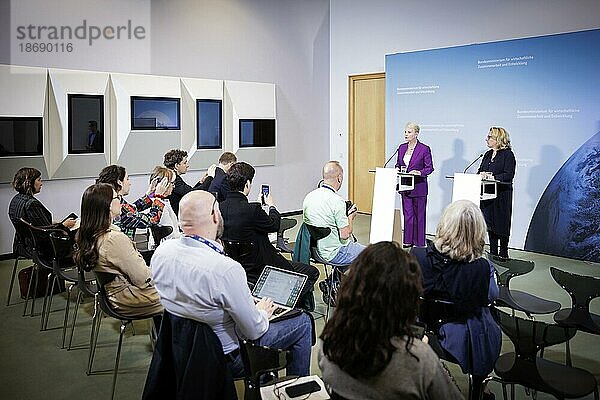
[395,141,434,197]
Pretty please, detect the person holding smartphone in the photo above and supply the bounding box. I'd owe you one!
[319,242,462,399]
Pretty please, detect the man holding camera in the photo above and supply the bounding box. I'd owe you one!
[302,161,365,265]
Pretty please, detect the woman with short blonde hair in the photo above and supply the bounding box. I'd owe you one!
[434,200,487,262]
[411,200,501,400]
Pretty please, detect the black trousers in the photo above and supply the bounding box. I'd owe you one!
[488,231,509,258]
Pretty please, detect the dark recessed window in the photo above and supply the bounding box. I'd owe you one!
[68,94,104,154]
[0,117,43,157]
[131,97,180,130]
[197,99,222,149]
[239,119,276,148]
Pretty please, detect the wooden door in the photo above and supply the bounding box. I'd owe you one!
[349,73,385,214]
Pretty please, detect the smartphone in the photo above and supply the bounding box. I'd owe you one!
[261,184,270,205]
[410,323,426,339]
[284,380,321,398]
[62,212,78,222]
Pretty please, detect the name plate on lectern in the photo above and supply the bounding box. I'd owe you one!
[397,172,415,192]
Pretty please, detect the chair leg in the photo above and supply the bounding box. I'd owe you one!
[87,309,103,375]
[565,338,572,366]
[324,264,331,321]
[67,291,83,350]
[23,264,37,316]
[111,321,130,400]
[6,257,19,306]
[501,383,508,400]
[61,284,75,348]
[42,273,57,330]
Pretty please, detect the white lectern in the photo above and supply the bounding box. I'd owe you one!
[450,173,499,204]
[369,168,412,244]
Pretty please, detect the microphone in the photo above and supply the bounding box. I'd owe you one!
[383,147,400,168]
[463,154,484,173]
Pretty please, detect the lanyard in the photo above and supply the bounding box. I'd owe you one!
[321,184,336,193]
[185,234,224,255]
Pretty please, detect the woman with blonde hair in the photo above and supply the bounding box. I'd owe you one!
[147,166,181,249]
[478,126,516,258]
[411,200,501,400]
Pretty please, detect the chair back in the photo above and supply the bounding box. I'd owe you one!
[10,219,33,259]
[305,224,331,264]
[149,225,173,249]
[48,231,77,279]
[418,296,464,333]
[93,270,130,320]
[550,267,600,306]
[239,340,290,400]
[493,307,576,360]
[487,255,534,288]
[20,218,63,269]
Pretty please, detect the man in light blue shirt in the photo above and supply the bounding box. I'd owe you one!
[151,190,312,378]
[302,161,365,264]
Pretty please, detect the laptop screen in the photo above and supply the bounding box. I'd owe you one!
[252,266,307,308]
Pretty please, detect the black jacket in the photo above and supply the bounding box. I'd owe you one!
[168,174,213,216]
[220,191,288,280]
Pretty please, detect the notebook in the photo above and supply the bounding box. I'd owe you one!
[252,265,308,321]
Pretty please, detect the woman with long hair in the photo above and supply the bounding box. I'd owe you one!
[319,241,462,399]
[74,183,163,317]
[411,200,501,400]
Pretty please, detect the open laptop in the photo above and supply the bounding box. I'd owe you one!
[252,265,308,321]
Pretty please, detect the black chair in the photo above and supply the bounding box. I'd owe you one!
[89,271,161,400]
[483,307,596,400]
[66,260,98,355]
[239,339,291,400]
[488,255,561,317]
[419,296,477,400]
[20,218,65,327]
[142,310,236,400]
[149,225,173,250]
[274,217,297,254]
[7,220,34,306]
[305,224,350,321]
[550,267,600,335]
[222,239,259,286]
[46,231,82,344]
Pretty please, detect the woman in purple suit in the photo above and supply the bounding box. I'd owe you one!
[396,122,434,247]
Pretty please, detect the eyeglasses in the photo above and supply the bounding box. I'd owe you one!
[112,196,120,200]
[486,135,496,140]
[210,195,218,216]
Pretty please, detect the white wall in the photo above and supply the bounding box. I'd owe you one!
[0,0,330,255]
[330,0,600,202]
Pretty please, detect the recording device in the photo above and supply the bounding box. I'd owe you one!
[463,153,484,173]
[284,380,322,398]
[345,200,356,216]
[383,147,400,168]
[261,184,270,205]
[61,212,78,222]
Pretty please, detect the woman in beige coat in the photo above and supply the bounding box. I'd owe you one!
[74,183,163,318]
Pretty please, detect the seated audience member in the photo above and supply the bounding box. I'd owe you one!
[147,166,182,249]
[411,200,501,400]
[207,151,237,201]
[319,242,462,399]
[97,165,168,240]
[302,161,365,264]
[163,149,216,215]
[74,183,163,318]
[220,162,319,308]
[8,167,77,232]
[151,191,312,378]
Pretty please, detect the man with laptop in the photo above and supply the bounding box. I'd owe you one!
[150,190,312,378]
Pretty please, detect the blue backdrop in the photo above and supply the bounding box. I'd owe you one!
[385,29,600,262]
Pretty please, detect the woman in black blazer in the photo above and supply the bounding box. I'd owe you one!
[477,127,516,258]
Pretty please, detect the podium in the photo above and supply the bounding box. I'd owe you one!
[368,168,413,244]
[448,173,499,204]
